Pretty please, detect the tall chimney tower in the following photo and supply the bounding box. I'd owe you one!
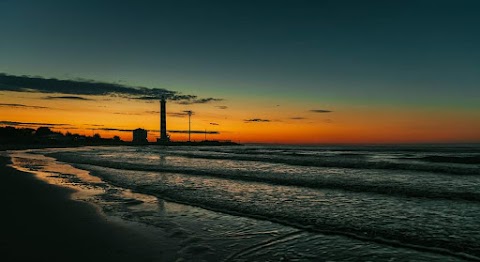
[159,96,169,142]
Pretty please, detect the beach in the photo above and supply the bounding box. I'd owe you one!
[2,145,479,261]
[0,155,170,262]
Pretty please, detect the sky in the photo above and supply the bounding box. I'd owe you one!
[1,0,479,144]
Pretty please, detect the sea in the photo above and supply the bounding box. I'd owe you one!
[7,144,480,261]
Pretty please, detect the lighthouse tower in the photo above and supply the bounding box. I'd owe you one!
[158,96,169,143]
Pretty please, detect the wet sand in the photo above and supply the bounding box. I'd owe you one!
[0,155,166,261]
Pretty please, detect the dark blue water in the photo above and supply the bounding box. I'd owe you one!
[10,144,480,261]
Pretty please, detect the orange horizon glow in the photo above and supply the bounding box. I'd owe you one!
[1,91,480,144]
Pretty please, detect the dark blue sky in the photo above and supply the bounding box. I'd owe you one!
[1,0,480,108]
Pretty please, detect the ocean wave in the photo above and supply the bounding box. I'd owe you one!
[409,156,480,165]
[74,164,480,261]
[167,151,480,176]
[47,152,480,202]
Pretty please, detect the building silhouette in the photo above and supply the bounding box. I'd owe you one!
[132,128,148,144]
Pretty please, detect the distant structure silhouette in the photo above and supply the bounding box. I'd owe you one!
[0,126,125,147]
[132,128,148,144]
[158,96,170,143]
[185,110,193,142]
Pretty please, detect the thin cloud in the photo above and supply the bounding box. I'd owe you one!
[112,112,141,116]
[0,73,171,97]
[210,122,219,126]
[167,112,190,118]
[168,130,220,134]
[164,110,195,117]
[0,73,222,104]
[310,109,332,113]
[0,120,70,127]
[43,96,93,101]
[290,117,307,120]
[92,128,133,132]
[133,96,167,100]
[177,98,223,105]
[0,103,49,109]
[168,94,197,101]
[215,105,228,109]
[83,124,104,127]
[244,118,271,123]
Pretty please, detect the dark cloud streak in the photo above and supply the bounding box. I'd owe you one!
[169,130,219,134]
[0,103,49,109]
[83,124,104,127]
[177,98,223,105]
[168,112,189,118]
[91,128,133,132]
[0,120,70,127]
[310,109,332,113]
[0,73,222,104]
[112,112,141,116]
[43,96,93,100]
[244,118,271,123]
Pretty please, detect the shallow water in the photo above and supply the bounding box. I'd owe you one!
[8,145,480,261]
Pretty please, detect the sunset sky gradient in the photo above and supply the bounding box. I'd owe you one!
[1,0,479,144]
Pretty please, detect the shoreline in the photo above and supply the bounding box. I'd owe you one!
[2,147,475,261]
[0,141,241,152]
[0,155,167,261]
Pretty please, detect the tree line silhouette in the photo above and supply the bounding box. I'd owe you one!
[0,126,124,146]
